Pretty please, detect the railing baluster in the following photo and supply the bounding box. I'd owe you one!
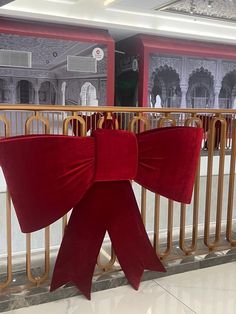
[179,115,202,255]
[25,111,50,286]
[97,247,117,272]
[0,116,12,290]
[155,200,173,258]
[155,114,176,257]
[154,195,174,258]
[63,112,86,137]
[204,116,227,250]
[0,192,12,290]
[141,188,147,226]
[97,111,119,130]
[153,194,160,253]
[226,119,236,246]
[129,113,150,226]
[157,113,176,128]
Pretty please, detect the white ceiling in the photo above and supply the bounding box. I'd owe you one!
[0,0,236,44]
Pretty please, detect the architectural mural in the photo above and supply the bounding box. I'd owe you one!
[149,54,236,109]
[0,33,108,107]
[116,50,236,108]
[1,31,236,109]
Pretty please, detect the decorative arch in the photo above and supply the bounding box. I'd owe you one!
[149,56,182,83]
[16,80,35,104]
[14,77,35,87]
[39,79,57,91]
[186,59,217,83]
[187,67,214,108]
[188,67,214,82]
[232,83,236,99]
[150,65,181,108]
[0,78,8,103]
[220,70,236,108]
[39,81,56,105]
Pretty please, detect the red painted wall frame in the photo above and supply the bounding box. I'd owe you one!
[0,18,115,106]
[117,34,236,107]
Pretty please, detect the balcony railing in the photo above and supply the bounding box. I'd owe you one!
[0,104,236,293]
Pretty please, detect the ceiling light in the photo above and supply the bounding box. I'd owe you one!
[158,25,236,41]
[104,0,116,6]
[45,0,77,4]
[107,7,236,30]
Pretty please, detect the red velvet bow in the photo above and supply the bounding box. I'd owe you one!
[0,127,202,299]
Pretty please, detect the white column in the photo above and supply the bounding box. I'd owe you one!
[180,85,188,108]
[34,86,40,104]
[9,84,16,104]
[61,81,67,106]
[214,86,221,109]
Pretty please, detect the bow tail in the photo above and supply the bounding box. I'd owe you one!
[51,181,165,299]
[107,181,166,290]
[50,183,107,300]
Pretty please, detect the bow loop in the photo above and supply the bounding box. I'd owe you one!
[135,127,203,204]
[0,135,95,233]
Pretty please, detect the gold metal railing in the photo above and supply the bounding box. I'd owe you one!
[204,116,227,250]
[227,119,236,246]
[179,115,202,255]
[24,113,50,286]
[0,104,236,292]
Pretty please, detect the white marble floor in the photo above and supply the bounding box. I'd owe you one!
[5,262,236,314]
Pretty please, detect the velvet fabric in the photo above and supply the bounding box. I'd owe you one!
[0,134,95,232]
[50,181,166,299]
[0,126,203,299]
[135,127,202,204]
[94,129,138,181]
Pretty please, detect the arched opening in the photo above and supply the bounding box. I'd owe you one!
[0,79,7,103]
[39,81,56,105]
[16,80,34,104]
[151,65,181,108]
[219,86,231,109]
[80,82,98,106]
[116,71,138,107]
[187,67,214,108]
[220,70,236,108]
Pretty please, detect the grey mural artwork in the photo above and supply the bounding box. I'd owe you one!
[116,52,236,108]
[0,33,108,106]
[148,54,236,109]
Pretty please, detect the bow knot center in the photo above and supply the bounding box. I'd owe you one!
[94,129,138,181]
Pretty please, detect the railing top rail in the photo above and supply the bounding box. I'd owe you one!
[0,104,236,114]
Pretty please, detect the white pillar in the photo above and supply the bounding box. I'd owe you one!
[9,84,16,104]
[34,86,40,104]
[180,85,188,108]
[214,86,221,109]
[61,81,67,106]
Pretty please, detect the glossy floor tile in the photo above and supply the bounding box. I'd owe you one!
[4,262,236,314]
[5,281,194,314]
[156,261,236,314]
